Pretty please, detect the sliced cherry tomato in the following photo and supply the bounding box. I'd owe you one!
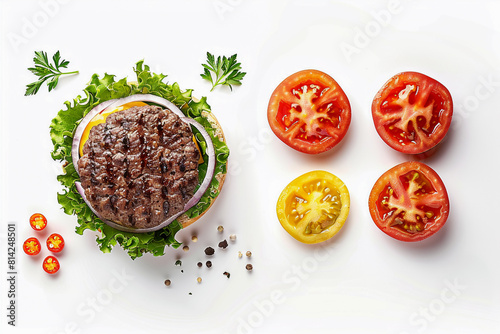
[42,256,60,274]
[369,161,449,242]
[277,170,350,244]
[29,213,47,231]
[23,237,41,256]
[372,72,453,154]
[46,233,65,253]
[268,70,351,154]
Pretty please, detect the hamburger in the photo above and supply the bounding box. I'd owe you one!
[50,61,229,259]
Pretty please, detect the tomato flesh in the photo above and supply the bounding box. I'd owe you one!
[29,213,47,231]
[23,237,41,256]
[369,161,449,241]
[268,70,351,154]
[43,256,60,274]
[372,72,453,154]
[277,170,350,244]
[46,233,65,253]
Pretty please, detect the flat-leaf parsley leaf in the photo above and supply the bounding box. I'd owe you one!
[201,52,246,91]
[25,51,79,96]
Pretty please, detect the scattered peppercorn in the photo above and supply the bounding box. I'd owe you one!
[217,225,224,232]
[165,234,253,286]
[189,292,192,295]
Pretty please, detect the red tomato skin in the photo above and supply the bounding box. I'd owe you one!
[267,69,351,154]
[369,161,450,242]
[372,72,453,154]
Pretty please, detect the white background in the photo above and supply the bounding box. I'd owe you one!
[1,0,500,333]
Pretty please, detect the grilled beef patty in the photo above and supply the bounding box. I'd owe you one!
[78,105,199,229]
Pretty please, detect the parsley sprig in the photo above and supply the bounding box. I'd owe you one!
[25,51,79,96]
[201,52,246,91]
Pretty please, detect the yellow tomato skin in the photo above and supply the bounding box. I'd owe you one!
[276,170,350,244]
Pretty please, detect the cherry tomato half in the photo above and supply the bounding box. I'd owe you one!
[268,70,351,154]
[23,237,41,256]
[29,213,47,231]
[369,161,450,242]
[372,72,453,154]
[42,256,60,274]
[46,233,65,253]
[277,170,350,244]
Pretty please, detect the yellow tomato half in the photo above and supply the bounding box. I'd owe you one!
[277,170,350,244]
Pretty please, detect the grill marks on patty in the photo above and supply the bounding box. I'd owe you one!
[78,105,199,229]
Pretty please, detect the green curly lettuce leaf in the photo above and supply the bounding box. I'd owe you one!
[49,60,229,260]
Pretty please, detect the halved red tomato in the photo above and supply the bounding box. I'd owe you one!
[42,256,60,274]
[267,70,351,154]
[46,233,65,253]
[23,237,41,256]
[372,72,453,154]
[29,213,47,231]
[369,161,449,242]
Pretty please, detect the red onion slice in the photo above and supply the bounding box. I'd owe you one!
[100,94,186,118]
[72,99,118,174]
[180,117,216,212]
[72,94,217,233]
